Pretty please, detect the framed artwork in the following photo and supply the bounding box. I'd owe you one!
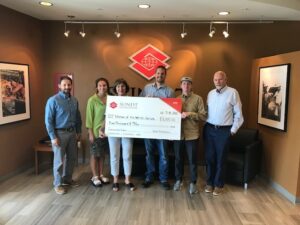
[53,73,74,95]
[258,63,291,131]
[0,62,30,125]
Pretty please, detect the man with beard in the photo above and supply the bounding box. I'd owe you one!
[45,76,82,195]
[140,65,175,190]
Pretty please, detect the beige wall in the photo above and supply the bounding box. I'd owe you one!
[248,51,300,198]
[0,6,44,177]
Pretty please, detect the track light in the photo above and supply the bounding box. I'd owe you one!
[209,23,216,38]
[64,23,70,37]
[79,23,86,38]
[180,23,187,39]
[114,23,121,38]
[223,22,229,38]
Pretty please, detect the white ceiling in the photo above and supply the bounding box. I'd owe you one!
[1,0,300,21]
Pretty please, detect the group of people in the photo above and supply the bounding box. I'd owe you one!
[45,66,243,196]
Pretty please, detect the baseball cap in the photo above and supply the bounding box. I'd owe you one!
[180,76,192,83]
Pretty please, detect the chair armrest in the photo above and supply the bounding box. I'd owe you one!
[243,140,262,182]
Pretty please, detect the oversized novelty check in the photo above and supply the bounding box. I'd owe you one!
[105,96,182,140]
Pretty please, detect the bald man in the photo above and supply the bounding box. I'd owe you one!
[204,71,244,196]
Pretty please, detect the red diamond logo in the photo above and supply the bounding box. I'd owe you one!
[129,44,171,80]
[110,102,117,109]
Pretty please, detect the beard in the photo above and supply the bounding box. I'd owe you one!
[62,88,71,96]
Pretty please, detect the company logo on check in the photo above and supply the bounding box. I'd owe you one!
[110,102,117,109]
[129,44,170,80]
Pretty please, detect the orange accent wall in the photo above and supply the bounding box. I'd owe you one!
[248,51,300,198]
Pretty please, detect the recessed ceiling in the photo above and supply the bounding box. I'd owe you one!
[0,0,300,21]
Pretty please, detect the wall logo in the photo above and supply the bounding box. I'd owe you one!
[129,44,170,80]
[110,102,117,109]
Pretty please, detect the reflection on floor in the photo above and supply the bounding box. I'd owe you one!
[0,165,300,225]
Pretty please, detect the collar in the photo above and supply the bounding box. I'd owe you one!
[59,91,71,99]
[182,92,193,99]
[151,82,166,89]
[216,86,227,94]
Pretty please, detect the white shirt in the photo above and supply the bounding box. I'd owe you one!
[206,86,244,134]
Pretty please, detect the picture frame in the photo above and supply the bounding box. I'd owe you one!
[0,62,30,125]
[257,63,291,131]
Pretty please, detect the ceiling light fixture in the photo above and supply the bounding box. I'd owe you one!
[218,11,230,16]
[180,23,187,39]
[64,23,70,37]
[39,1,53,7]
[138,4,150,9]
[209,22,216,38]
[114,23,121,38]
[223,22,229,38]
[79,23,86,38]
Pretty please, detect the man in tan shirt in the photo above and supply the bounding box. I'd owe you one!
[173,76,207,194]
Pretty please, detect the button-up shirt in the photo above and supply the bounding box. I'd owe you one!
[206,86,244,134]
[179,92,207,140]
[45,91,82,140]
[86,94,106,137]
[140,82,174,98]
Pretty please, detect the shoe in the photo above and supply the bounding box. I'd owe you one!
[112,183,119,192]
[161,181,171,190]
[54,186,66,195]
[125,183,136,191]
[99,175,110,184]
[173,180,183,191]
[204,185,213,193]
[213,187,223,196]
[62,180,80,187]
[189,183,198,194]
[91,176,102,187]
[142,180,153,188]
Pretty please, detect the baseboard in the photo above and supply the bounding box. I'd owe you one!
[260,175,299,204]
[0,157,87,183]
[0,163,34,183]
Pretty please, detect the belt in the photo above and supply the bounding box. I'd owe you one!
[55,127,75,132]
[206,122,232,129]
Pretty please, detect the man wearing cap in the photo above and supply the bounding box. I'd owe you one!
[45,76,82,195]
[140,65,175,190]
[173,76,207,194]
[204,71,243,196]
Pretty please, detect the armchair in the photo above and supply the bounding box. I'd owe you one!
[225,128,262,189]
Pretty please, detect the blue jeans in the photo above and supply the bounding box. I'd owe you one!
[144,139,169,182]
[203,123,231,188]
[108,137,133,176]
[52,130,77,187]
[174,139,198,183]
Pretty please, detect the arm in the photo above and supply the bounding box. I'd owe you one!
[86,98,94,141]
[45,97,59,145]
[182,95,207,121]
[75,100,82,141]
[87,128,95,143]
[99,120,106,138]
[231,90,244,134]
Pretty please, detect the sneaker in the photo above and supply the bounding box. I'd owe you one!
[213,187,223,196]
[173,180,183,191]
[204,185,213,193]
[62,180,80,187]
[189,183,198,194]
[54,186,66,195]
[161,181,171,190]
[142,180,153,188]
[91,176,102,187]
